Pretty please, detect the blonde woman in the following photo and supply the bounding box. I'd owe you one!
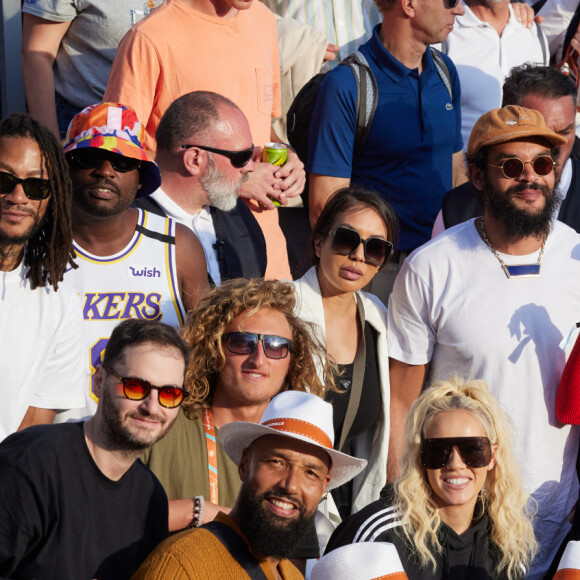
[325,377,537,580]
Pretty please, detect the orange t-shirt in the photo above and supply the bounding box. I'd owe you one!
[105,0,290,280]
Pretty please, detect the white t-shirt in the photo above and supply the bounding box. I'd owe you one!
[149,188,221,286]
[388,219,580,579]
[436,4,548,149]
[0,261,85,440]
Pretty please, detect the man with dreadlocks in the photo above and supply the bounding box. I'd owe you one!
[0,112,84,441]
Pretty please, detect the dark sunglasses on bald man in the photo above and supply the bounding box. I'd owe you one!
[420,436,493,469]
[488,154,555,179]
[0,170,51,200]
[326,225,393,267]
[181,144,254,168]
[67,148,142,173]
[103,365,188,409]
[223,332,292,359]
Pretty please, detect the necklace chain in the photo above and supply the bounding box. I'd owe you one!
[479,217,545,279]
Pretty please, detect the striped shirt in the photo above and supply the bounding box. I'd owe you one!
[262,0,382,65]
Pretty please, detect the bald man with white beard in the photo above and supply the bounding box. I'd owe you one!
[135,91,267,285]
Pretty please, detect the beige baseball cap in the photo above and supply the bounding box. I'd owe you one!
[467,105,567,157]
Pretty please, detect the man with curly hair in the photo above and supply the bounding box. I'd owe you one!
[143,277,334,563]
[0,112,84,440]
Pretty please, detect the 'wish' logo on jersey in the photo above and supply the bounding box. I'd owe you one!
[83,292,163,321]
[129,266,161,278]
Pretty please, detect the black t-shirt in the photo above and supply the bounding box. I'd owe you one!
[0,422,168,580]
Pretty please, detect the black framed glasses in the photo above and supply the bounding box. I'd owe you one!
[488,154,555,179]
[0,170,51,200]
[223,332,292,359]
[420,437,492,469]
[181,144,254,168]
[327,225,393,267]
[67,149,142,173]
[103,366,188,409]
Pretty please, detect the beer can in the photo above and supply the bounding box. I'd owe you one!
[262,143,287,166]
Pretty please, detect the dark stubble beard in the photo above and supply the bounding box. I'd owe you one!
[235,480,316,559]
[99,385,173,452]
[484,180,562,239]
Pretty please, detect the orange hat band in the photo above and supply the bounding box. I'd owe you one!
[373,574,408,580]
[262,418,333,449]
[555,570,580,579]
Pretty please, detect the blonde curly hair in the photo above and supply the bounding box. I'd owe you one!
[395,376,537,579]
[180,278,334,418]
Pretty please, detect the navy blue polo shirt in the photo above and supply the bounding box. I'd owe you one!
[307,25,463,252]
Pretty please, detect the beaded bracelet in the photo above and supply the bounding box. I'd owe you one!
[190,495,205,528]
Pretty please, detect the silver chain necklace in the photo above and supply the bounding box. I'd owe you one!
[479,218,545,279]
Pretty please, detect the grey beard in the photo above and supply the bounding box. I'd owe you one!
[199,155,247,212]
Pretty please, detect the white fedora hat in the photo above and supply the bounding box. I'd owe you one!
[311,542,409,580]
[219,391,367,490]
[555,540,580,579]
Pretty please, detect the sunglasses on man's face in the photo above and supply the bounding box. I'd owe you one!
[103,366,188,409]
[0,170,51,200]
[223,331,292,359]
[444,0,460,7]
[420,436,492,469]
[327,225,393,267]
[67,149,142,173]
[181,144,255,168]
[488,154,555,179]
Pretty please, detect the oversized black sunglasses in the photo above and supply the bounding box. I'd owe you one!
[488,154,555,179]
[103,366,188,409]
[327,225,393,267]
[445,0,460,7]
[0,170,51,200]
[420,436,493,469]
[67,149,142,173]
[181,144,254,168]
[223,332,292,359]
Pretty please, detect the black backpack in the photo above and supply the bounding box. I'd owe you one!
[287,47,454,168]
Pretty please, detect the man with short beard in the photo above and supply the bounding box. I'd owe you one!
[0,112,84,440]
[132,391,367,579]
[135,91,266,285]
[387,105,580,578]
[0,318,189,580]
[61,102,209,421]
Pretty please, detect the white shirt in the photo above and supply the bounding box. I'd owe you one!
[150,188,221,286]
[0,261,85,440]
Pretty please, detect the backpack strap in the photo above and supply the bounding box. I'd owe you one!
[203,521,269,580]
[429,46,453,99]
[341,51,378,161]
[536,24,548,64]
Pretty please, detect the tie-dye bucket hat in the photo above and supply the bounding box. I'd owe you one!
[63,103,161,198]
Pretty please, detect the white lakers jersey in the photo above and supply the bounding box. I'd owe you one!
[63,209,185,419]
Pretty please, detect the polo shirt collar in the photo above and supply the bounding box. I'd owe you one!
[457,2,517,30]
[368,23,438,83]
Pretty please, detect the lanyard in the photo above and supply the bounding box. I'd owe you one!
[202,408,219,504]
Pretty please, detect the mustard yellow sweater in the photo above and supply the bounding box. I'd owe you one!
[131,512,304,579]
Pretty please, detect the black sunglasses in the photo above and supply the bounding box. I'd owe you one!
[420,437,492,469]
[67,149,142,173]
[181,144,254,168]
[0,170,51,200]
[104,366,188,409]
[223,332,292,359]
[327,225,393,267]
[445,0,460,7]
[488,154,555,179]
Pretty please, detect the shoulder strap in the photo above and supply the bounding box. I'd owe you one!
[204,521,269,580]
[429,46,453,99]
[536,23,548,64]
[563,1,580,57]
[341,51,378,160]
[337,296,367,453]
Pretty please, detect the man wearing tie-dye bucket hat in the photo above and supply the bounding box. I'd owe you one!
[57,102,209,422]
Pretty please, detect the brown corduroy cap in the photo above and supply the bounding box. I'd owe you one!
[467,105,567,157]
